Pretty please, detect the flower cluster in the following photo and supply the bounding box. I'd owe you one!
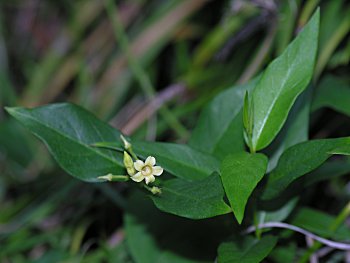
[121,135,163,185]
[98,135,164,192]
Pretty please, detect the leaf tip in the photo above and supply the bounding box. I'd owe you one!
[235,213,244,225]
[4,106,17,115]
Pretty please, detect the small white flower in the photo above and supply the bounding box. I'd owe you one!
[131,156,163,185]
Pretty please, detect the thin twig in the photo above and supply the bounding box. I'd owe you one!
[104,0,190,139]
[111,83,187,135]
[244,222,350,250]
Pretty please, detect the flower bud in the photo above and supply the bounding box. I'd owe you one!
[123,151,136,175]
[120,135,131,150]
[151,186,162,195]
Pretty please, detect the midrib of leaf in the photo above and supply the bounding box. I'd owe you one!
[162,185,225,204]
[254,53,294,146]
[14,110,122,166]
[135,143,219,179]
[160,155,217,178]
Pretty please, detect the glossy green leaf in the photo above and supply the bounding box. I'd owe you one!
[93,140,220,181]
[151,173,231,219]
[290,207,350,240]
[312,75,350,116]
[217,235,277,263]
[5,103,124,182]
[263,137,350,199]
[250,10,319,151]
[221,152,268,224]
[189,78,258,160]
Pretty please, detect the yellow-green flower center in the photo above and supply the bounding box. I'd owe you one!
[141,165,152,176]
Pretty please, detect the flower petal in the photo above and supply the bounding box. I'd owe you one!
[152,166,163,176]
[134,160,144,171]
[145,175,155,185]
[145,156,156,166]
[131,172,144,182]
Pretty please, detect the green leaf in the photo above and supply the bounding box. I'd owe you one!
[263,137,350,199]
[304,158,350,187]
[250,9,319,151]
[5,103,124,182]
[259,197,299,223]
[217,235,277,263]
[312,75,350,116]
[93,140,220,181]
[267,88,311,171]
[290,207,350,240]
[151,173,231,219]
[221,152,268,224]
[189,78,258,160]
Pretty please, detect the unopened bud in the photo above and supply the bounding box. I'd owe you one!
[120,135,131,150]
[124,151,136,175]
[151,186,162,195]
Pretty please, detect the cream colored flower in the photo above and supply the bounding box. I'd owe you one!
[131,156,163,184]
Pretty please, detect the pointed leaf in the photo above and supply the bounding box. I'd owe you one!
[263,137,350,199]
[151,173,231,219]
[5,103,124,182]
[221,152,268,224]
[251,10,319,151]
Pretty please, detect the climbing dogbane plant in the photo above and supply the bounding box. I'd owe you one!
[6,9,350,263]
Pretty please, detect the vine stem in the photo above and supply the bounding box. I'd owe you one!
[244,222,350,250]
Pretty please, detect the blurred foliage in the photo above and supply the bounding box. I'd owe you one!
[0,0,349,262]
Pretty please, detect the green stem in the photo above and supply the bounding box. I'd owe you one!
[329,201,350,232]
[128,148,139,161]
[143,184,162,195]
[98,174,129,182]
